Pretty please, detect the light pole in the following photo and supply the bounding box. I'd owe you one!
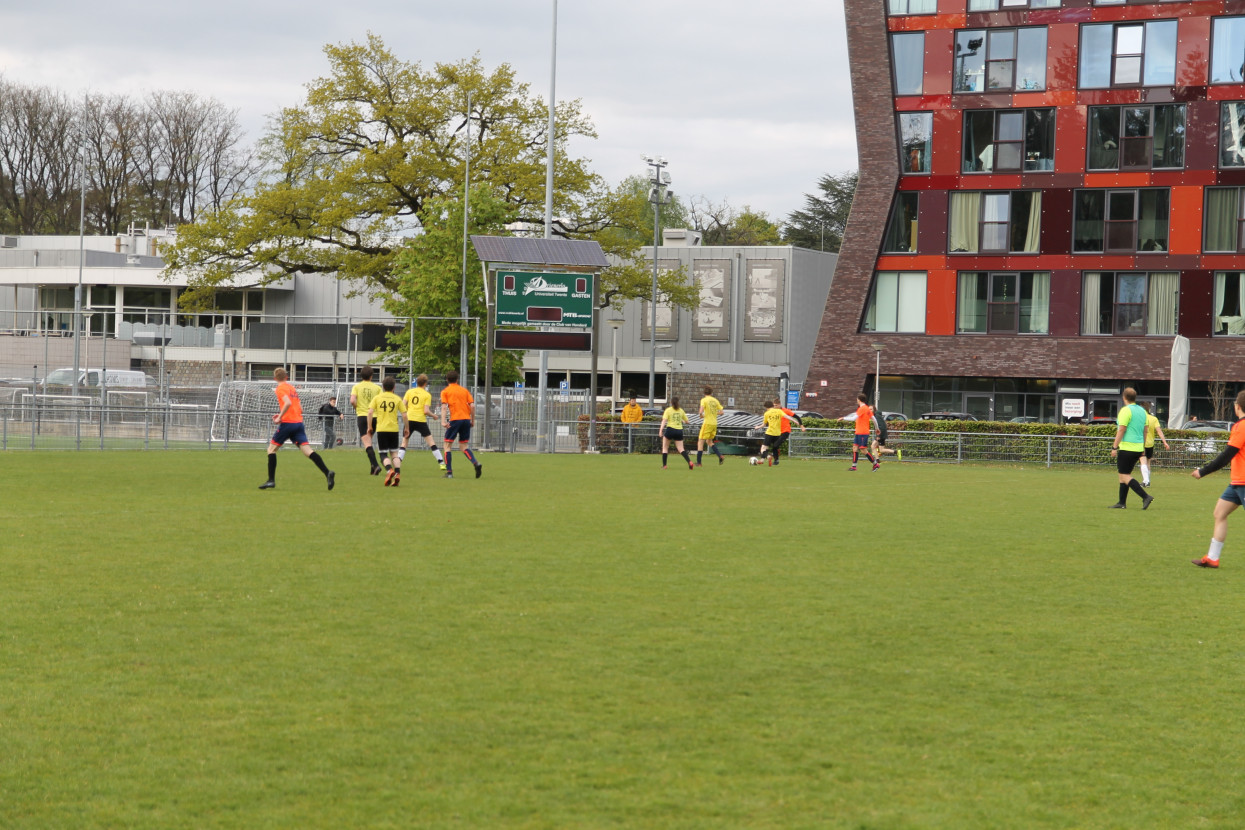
[351,324,365,380]
[872,343,884,411]
[608,317,624,402]
[643,155,672,406]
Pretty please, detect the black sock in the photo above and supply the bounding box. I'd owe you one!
[712,443,723,458]
[462,449,477,466]
[366,446,378,467]
[445,451,452,472]
[308,451,329,475]
[867,452,877,464]
[697,451,703,464]
[1129,479,1148,498]
[267,454,277,481]
[1119,482,1129,504]
[681,450,690,464]
[662,452,668,466]
[852,449,858,465]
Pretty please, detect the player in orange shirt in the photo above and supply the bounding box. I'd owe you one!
[259,367,335,491]
[1191,390,1245,568]
[439,369,481,479]
[849,392,880,472]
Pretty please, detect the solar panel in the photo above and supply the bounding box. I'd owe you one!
[470,235,609,268]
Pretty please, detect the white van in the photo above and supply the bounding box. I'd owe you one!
[43,368,155,390]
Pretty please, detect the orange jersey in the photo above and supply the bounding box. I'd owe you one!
[440,383,474,421]
[854,403,873,435]
[275,381,303,423]
[780,407,795,434]
[1231,419,1245,484]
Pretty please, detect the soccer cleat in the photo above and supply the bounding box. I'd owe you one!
[370,465,382,476]
[718,456,724,466]
[1193,556,1220,568]
[258,480,275,490]
[1108,502,1126,509]
[383,468,396,487]
[475,463,483,479]
[1142,494,1154,510]
[872,463,880,472]
[767,456,772,467]
[391,472,400,487]
[695,462,702,467]
[439,462,447,471]
[326,470,335,491]
[688,462,695,470]
[897,449,903,461]
[443,471,454,479]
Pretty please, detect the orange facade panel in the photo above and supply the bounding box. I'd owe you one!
[1169,186,1205,256]
[926,270,958,336]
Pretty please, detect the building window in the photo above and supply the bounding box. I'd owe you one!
[883,193,919,253]
[957,272,1050,334]
[863,271,927,333]
[1205,187,1245,252]
[892,33,925,95]
[1082,272,1179,335]
[1212,18,1245,84]
[889,0,936,14]
[1079,21,1177,88]
[963,108,1055,172]
[1087,105,1185,170]
[1222,103,1245,167]
[898,112,932,174]
[969,0,1058,10]
[949,191,1041,254]
[954,28,1047,93]
[1213,273,1245,334]
[1073,190,1169,253]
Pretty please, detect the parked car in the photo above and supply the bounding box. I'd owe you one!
[918,411,978,421]
[609,405,663,418]
[1184,421,1231,432]
[1009,416,1040,423]
[839,410,908,422]
[790,410,824,420]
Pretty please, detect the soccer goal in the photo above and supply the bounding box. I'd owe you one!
[210,381,353,444]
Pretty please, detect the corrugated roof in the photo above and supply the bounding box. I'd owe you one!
[471,235,609,268]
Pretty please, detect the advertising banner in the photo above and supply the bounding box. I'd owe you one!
[640,259,681,341]
[745,259,785,342]
[691,259,731,341]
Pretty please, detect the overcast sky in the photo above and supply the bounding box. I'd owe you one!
[2,1,855,224]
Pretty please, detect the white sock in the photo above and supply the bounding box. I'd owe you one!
[398,449,406,461]
[432,447,444,462]
[1209,539,1224,562]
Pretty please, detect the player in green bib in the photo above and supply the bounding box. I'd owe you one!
[1109,387,1154,509]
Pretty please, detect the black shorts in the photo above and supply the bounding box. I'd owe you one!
[357,415,370,437]
[406,420,431,439]
[1144,446,1154,459]
[445,419,472,442]
[1117,449,1144,475]
[762,433,781,448]
[662,427,684,441]
[376,431,400,453]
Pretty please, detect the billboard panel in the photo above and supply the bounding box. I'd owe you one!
[745,259,785,342]
[691,259,731,341]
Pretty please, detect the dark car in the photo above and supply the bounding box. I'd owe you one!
[1185,420,1232,432]
[918,411,978,421]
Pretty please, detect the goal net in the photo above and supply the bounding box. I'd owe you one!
[210,381,355,444]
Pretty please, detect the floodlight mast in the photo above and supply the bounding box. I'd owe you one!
[644,156,671,406]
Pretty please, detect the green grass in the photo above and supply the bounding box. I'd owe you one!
[2,451,1244,828]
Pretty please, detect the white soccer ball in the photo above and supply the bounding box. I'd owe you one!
[749,456,760,465]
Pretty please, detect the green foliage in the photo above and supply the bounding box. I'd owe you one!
[782,170,858,251]
[702,206,782,246]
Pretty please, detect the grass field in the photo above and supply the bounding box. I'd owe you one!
[3,449,1245,828]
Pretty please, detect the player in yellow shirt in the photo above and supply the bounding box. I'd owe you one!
[400,373,446,472]
[697,386,725,466]
[350,366,384,475]
[367,376,407,486]
[757,400,785,467]
[659,396,694,470]
[1138,401,1169,488]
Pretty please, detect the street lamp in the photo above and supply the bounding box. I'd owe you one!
[608,317,625,402]
[643,155,672,406]
[350,324,365,379]
[871,343,884,411]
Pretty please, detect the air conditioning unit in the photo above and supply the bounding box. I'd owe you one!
[0,236,17,248]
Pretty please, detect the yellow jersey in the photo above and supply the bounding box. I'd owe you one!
[763,407,784,437]
[662,407,688,430]
[403,386,433,423]
[351,380,382,416]
[1144,413,1160,448]
[700,396,723,423]
[368,391,405,433]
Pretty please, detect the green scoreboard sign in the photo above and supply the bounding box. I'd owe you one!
[495,270,595,328]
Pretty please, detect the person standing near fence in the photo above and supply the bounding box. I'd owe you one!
[1138,401,1169,488]
[318,396,343,450]
[1108,387,1154,510]
[660,396,693,470]
[697,387,725,466]
[351,366,383,475]
[849,393,880,472]
[400,373,446,472]
[368,376,406,487]
[1191,391,1245,568]
[259,368,335,491]
[440,370,481,480]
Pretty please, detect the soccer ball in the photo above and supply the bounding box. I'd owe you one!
[749,456,761,465]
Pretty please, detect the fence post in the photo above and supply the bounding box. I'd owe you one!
[957,432,963,464]
[1046,435,1052,468]
[144,403,150,451]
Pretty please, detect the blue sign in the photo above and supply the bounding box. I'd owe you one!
[786,390,800,409]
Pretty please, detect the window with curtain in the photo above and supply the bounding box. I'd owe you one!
[970,0,1059,8]
[863,272,927,333]
[963,108,1055,172]
[892,33,926,95]
[1222,103,1245,167]
[1205,187,1245,252]
[1213,272,1245,334]
[1082,272,1178,335]
[1073,189,1169,253]
[949,191,1042,253]
[954,28,1046,93]
[1211,18,1245,84]
[889,0,937,13]
[1079,21,1177,88]
[958,272,1049,333]
[1087,105,1185,170]
[883,193,919,253]
[899,112,933,174]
